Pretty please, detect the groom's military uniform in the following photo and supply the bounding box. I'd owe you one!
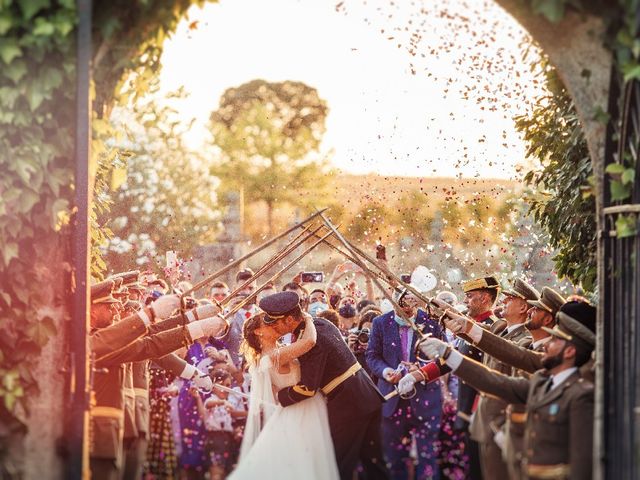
[260,292,389,480]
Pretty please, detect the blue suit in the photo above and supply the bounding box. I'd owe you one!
[366,309,443,479]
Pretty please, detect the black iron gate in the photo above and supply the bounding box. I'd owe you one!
[601,66,640,479]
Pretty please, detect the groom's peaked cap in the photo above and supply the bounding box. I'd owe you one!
[260,291,301,324]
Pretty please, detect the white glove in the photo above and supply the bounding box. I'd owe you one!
[417,337,448,360]
[493,429,506,453]
[397,373,417,395]
[185,303,221,322]
[382,368,396,382]
[187,314,229,340]
[192,370,213,391]
[443,313,469,335]
[149,294,180,319]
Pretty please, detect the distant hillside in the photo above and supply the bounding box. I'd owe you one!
[330,174,520,214]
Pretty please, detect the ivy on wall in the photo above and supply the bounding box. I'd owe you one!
[0,0,209,428]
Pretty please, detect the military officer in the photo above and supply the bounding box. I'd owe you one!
[454,275,503,479]
[417,299,596,480]
[444,287,566,375]
[123,353,201,480]
[88,283,225,480]
[110,270,146,302]
[469,278,536,480]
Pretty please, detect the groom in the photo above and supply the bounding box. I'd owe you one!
[259,291,389,480]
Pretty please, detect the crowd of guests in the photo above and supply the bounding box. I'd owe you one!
[87,251,596,480]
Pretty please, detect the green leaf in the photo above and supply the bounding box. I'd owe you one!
[2,243,18,267]
[26,82,45,111]
[0,39,22,64]
[0,13,12,35]
[610,180,632,201]
[19,0,50,20]
[622,61,640,82]
[18,189,39,212]
[32,18,55,36]
[27,316,57,347]
[615,214,637,238]
[605,163,626,175]
[532,0,565,23]
[50,198,69,229]
[3,60,28,83]
[621,168,635,185]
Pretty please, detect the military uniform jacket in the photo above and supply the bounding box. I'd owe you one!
[131,354,188,435]
[278,318,383,428]
[90,311,147,362]
[455,357,594,480]
[505,336,537,470]
[90,318,193,460]
[476,327,544,374]
[456,311,501,423]
[470,323,531,443]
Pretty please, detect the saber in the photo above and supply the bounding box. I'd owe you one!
[317,211,424,333]
[219,223,325,307]
[181,208,329,298]
[334,233,440,311]
[222,230,335,320]
[302,229,400,290]
[384,390,399,400]
[198,383,278,407]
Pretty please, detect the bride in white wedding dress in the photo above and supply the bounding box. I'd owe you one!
[229,312,339,480]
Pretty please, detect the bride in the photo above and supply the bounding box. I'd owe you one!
[229,312,339,480]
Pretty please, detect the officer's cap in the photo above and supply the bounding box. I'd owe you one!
[542,300,596,350]
[91,279,119,305]
[259,291,300,324]
[111,270,145,291]
[503,278,540,302]
[527,287,565,315]
[462,276,500,293]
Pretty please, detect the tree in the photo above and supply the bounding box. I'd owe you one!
[516,59,597,291]
[209,79,332,235]
[101,90,221,272]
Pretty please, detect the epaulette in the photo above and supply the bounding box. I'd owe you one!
[576,377,595,392]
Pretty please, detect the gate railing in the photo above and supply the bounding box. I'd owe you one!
[600,63,640,480]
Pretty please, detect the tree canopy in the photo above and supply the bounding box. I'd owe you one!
[209,79,333,234]
[517,59,597,291]
[101,89,221,273]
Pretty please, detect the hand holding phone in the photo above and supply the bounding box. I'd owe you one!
[300,272,324,283]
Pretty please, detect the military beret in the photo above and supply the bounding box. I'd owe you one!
[542,300,596,349]
[527,287,565,315]
[91,279,119,305]
[503,278,540,302]
[462,276,500,293]
[259,291,300,324]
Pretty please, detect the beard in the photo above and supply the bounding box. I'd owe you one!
[542,348,565,370]
[524,319,539,331]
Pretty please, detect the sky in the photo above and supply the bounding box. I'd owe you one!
[159,0,545,179]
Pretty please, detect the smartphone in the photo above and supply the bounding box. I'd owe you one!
[400,273,411,284]
[166,250,178,268]
[301,272,324,283]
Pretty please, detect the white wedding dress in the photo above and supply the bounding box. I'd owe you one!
[229,355,339,480]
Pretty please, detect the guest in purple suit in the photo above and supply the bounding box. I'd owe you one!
[366,290,444,479]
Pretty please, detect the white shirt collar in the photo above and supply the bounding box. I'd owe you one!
[531,336,551,350]
[550,367,578,390]
[506,323,525,335]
